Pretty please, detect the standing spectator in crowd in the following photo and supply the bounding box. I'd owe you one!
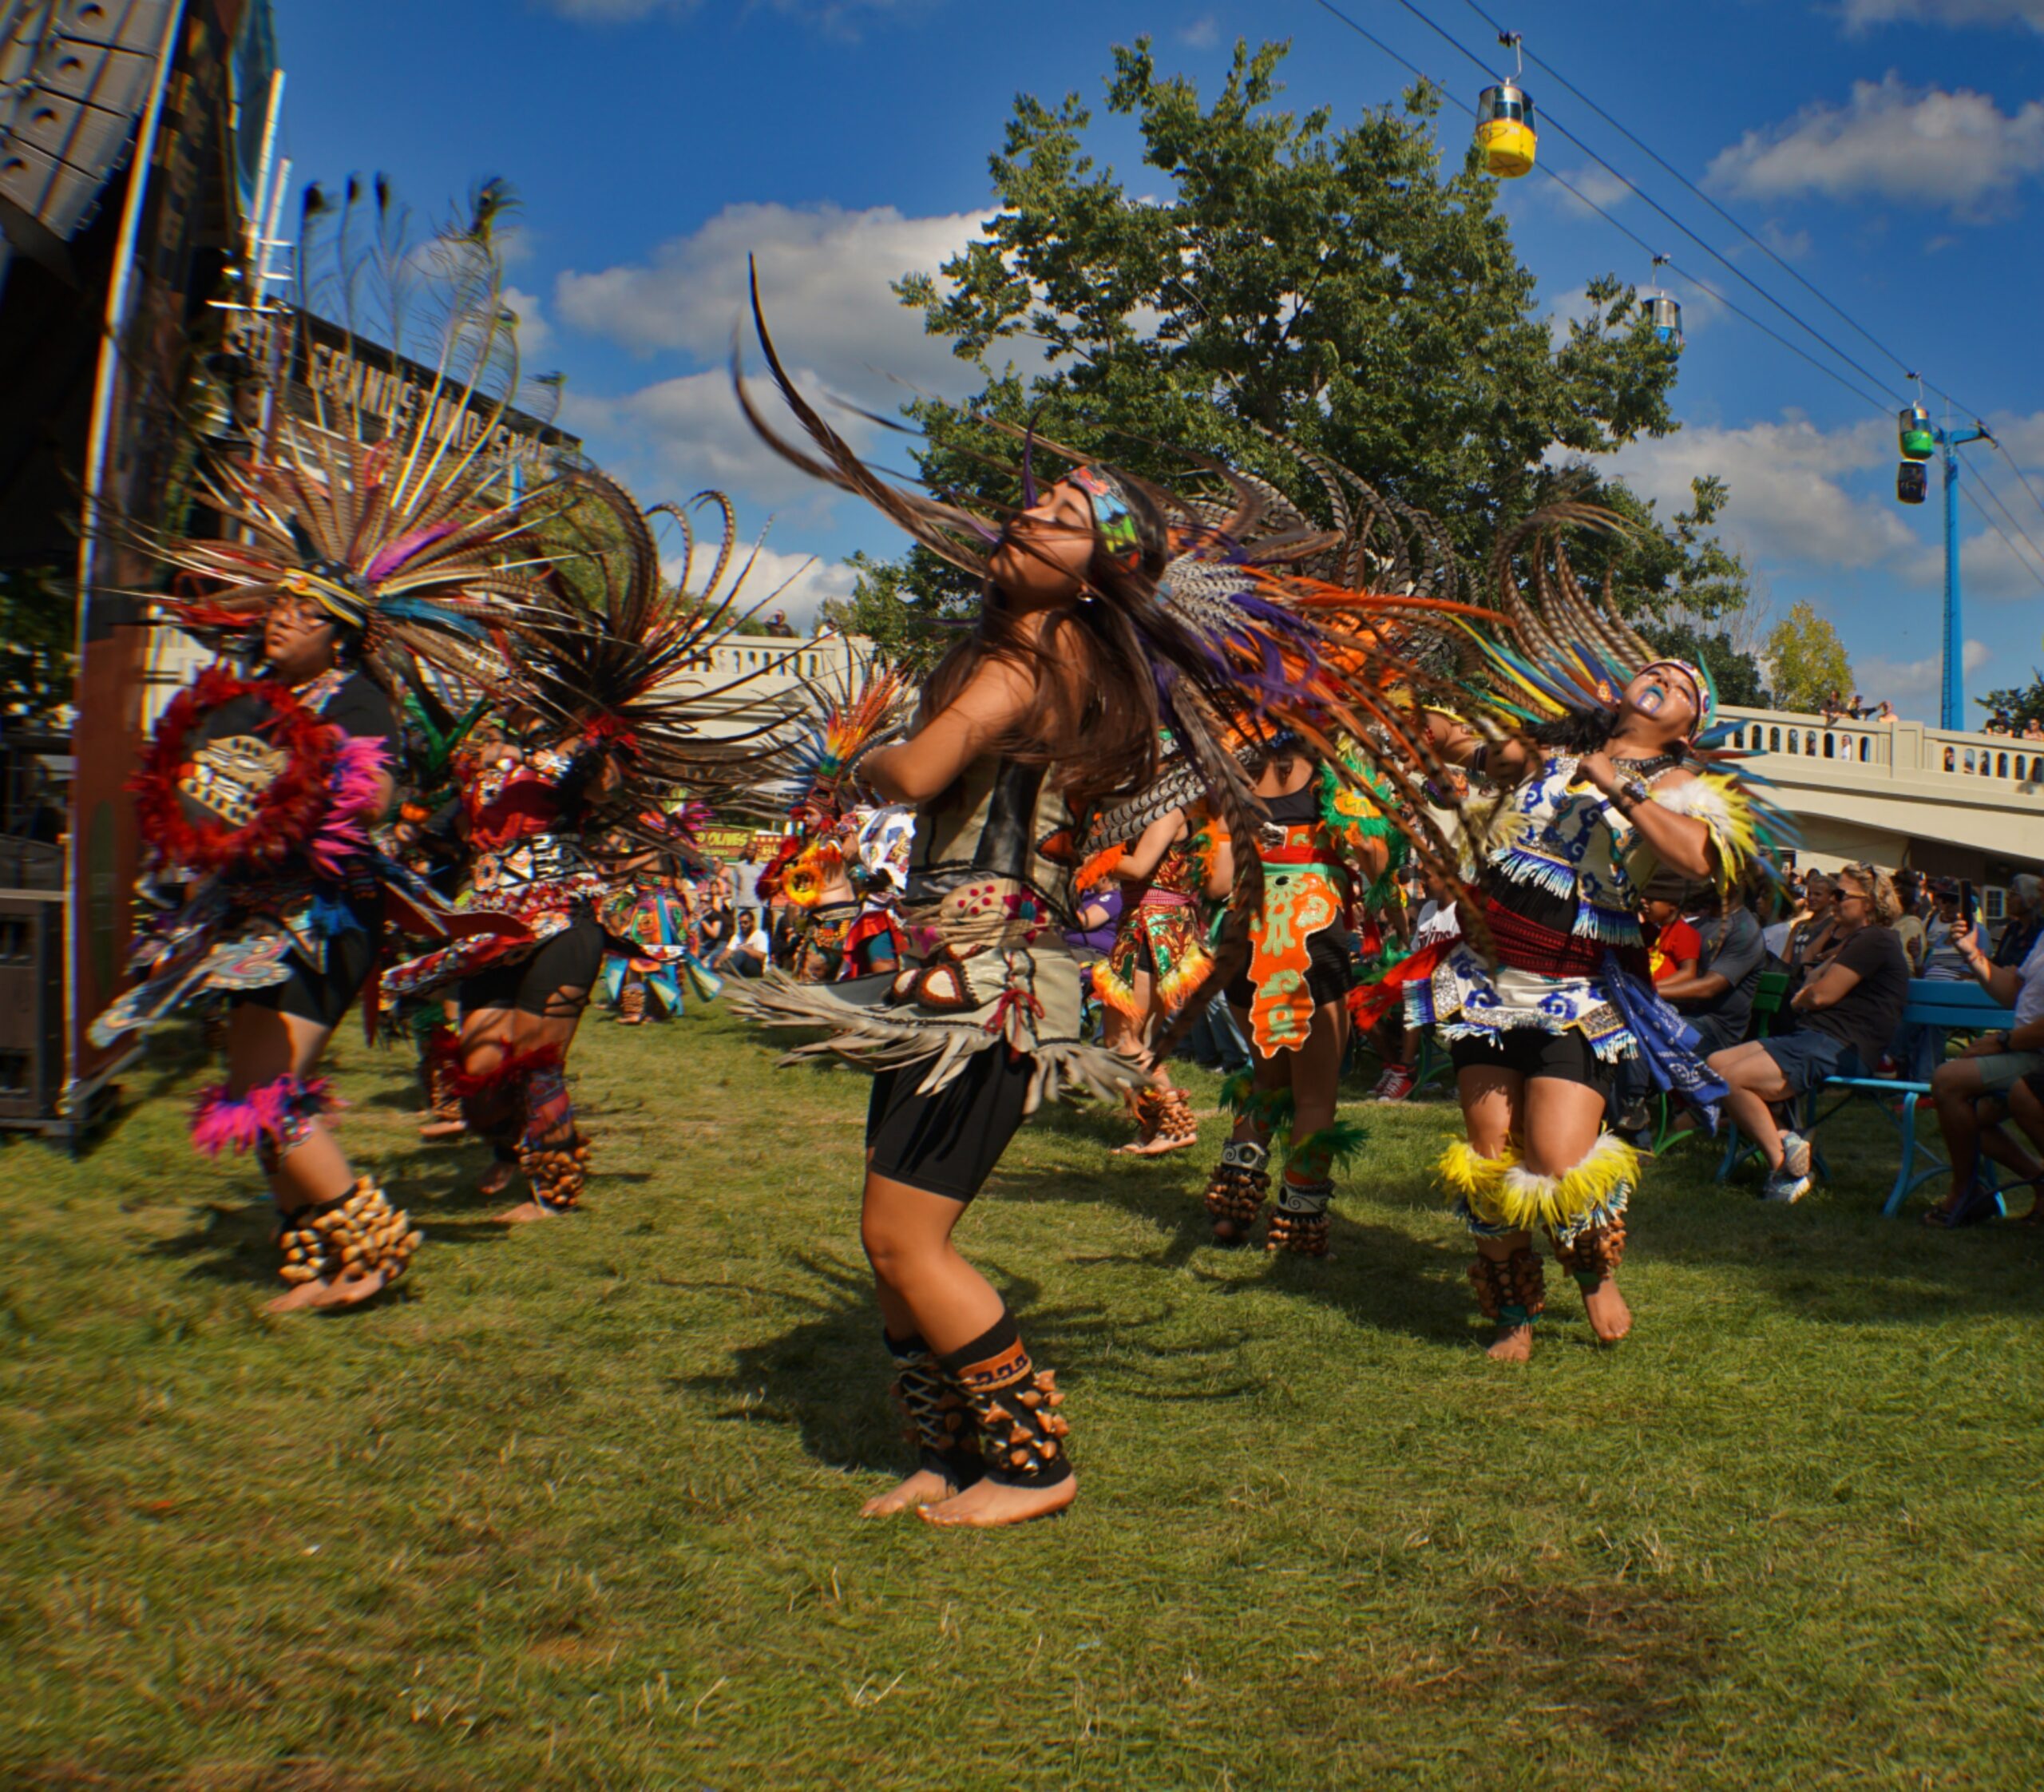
[1920,902,2044,1227]
[1992,874,2042,969]
[1708,864,1911,1203]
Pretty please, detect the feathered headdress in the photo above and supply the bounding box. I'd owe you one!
[463,474,815,827]
[117,178,596,677]
[766,642,913,819]
[735,284,1513,918]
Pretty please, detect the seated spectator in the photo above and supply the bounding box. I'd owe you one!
[1891,873,1927,974]
[2003,1072,2044,1222]
[1659,879,1768,1056]
[1992,874,2042,969]
[1610,877,1706,1139]
[1820,689,1843,725]
[1848,691,1867,719]
[1920,906,2044,1227]
[762,609,798,639]
[1875,700,1897,724]
[728,911,772,977]
[1920,882,1970,980]
[2024,717,2044,742]
[1785,873,1839,977]
[1642,875,1704,986]
[1708,863,1911,1203]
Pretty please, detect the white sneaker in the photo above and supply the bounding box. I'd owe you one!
[1781,1132,1813,1180]
[1763,1167,1812,1204]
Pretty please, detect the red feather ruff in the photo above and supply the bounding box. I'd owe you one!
[131,668,343,877]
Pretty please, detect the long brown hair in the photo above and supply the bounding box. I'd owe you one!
[919,480,1182,812]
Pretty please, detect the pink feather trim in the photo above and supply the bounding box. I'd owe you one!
[307,734,390,879]
[188,1075,340,1156]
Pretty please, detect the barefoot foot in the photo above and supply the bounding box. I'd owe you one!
[1484,1322,1533,1362]
[1581,1275,1633,1343]
[861,1469,958,1517]
[477,1159,517,1198]
[418,1118,468,1141]
[1120,1132,1201,1157]
[264,1264,392,1314]
[495,1199,560,1224]
[918,1474,1077,1529]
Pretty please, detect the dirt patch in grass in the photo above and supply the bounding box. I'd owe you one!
[1464,1580,1718,1742]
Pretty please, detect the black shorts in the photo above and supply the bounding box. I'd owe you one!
[1226,928,1354,1013]
[866,1046,1036,1202]
[458,915,605,1017]
[236,926,374,1031]
[1450,1027,1613,1094]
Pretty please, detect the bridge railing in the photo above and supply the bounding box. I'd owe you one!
[1718,705,2044,792]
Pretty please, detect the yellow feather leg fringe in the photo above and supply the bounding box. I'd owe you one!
[1437,1137,1519,1203]
[1487,1132,1638,1234]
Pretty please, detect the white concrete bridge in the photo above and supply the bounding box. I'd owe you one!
[1717,704,2044,881]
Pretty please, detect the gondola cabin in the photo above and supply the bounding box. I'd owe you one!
[1476,82,1538,178]
[1896,460,1928,505]
[1647,295,1683,350]
[1898,404,1935,462]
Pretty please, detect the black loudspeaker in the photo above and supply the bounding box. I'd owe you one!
[0,0,173,241]
[0,839,63,1126]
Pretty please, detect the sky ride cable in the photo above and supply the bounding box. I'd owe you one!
[1451,0,2044,493]
[1306,0,1897,418]
[1370,0,1910,407]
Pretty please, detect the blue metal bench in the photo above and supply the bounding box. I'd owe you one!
[1716,978,2016,1215]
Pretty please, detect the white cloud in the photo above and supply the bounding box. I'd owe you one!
[739,545,859,629]
[1708,73,2044,213]
[561,365,878,516]
[1856,636,1991,700]
[502,285,552,361]
[538,0,933,28]
[1840,1,2044,30]
[554,200,1015,402]
[1612,414,1934,576]
[1180,14,1221,48]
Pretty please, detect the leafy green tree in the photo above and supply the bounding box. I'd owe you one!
[0,566,77,727]
[876,37,1748,638]
[1763,601,1853,714]
[1977,673,2044,732]
[818,552,971,677]
[1641,620,1768,709]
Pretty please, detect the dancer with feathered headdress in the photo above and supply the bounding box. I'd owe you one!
[1407,504,1787,1360]
[380,474,804,1222]
[727,279,1496,1527]
[89,178,595,1309]
[752,647,914,983]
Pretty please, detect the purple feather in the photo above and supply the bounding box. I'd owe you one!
[364,519,461,584]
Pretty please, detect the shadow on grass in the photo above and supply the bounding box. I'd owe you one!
[673,1247,1260,1477]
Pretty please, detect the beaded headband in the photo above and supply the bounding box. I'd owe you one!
[1069,465,1145,573]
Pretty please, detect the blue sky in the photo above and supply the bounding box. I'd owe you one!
[271,0,2044,722]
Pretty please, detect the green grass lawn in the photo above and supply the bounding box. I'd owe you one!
[4,1008,2041,1790]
